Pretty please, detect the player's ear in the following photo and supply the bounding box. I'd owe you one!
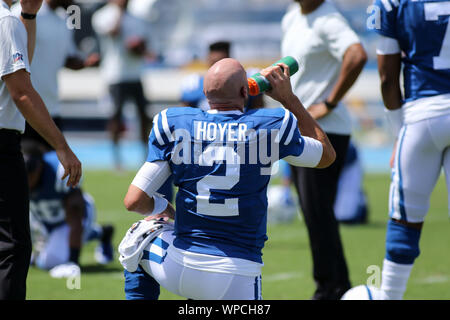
[241,85,248,100]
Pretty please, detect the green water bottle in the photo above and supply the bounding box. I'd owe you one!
[247,56,299,96]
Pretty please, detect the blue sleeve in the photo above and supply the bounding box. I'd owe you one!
[372,0,398,39]
[146,110,174,162]
[277,110,305,159]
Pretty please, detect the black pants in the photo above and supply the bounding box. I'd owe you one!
[0,130,32,300]
[23,117,62,151]
[108,81,151,147]
[109,81,148,122]
[290,133,351,300]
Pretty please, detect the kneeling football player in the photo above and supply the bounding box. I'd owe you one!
[119,58,336,300]
[23,141,114,278]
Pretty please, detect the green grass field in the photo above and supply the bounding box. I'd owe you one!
[25,171,450,300]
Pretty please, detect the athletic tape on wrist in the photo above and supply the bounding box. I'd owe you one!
[148,193,168,216]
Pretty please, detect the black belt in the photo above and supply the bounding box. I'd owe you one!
[0,128,21,135]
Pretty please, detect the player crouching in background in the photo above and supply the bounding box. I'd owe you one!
[23,142,115,278]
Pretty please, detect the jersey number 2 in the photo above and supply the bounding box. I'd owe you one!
[425,2,450,70]
[196,145,240,217]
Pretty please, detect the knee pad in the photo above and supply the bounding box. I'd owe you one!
[385,219,421,264]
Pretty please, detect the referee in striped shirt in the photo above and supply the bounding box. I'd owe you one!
[0,0,81,300]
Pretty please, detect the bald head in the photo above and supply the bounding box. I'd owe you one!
[204,58,248,110]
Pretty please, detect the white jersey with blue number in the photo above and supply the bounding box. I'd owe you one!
[147,107,305,263]
[373,0,450,122]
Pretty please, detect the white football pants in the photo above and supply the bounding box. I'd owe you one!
[389,114,450,223]
[33,194,99,269]
[139,231,262,300]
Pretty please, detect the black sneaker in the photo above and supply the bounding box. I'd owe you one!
[95,225,115,265]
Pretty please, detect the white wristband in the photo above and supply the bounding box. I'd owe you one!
[148,193,168,216]
[385,108,403,137]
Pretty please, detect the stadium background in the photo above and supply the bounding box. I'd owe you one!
[27,0,450,299]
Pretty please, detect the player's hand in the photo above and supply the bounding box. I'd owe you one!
[84,53,100,68]
[55,145,82,188]
[261,63,296,105]
[308,102,332,120]
[20,0,43,14]
[145,214,168,222]
[144,203,175,221]
[126,37,146,56]
[161,203,176,220]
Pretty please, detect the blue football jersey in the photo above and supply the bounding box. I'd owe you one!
[146,107,305,263]
[29,151,81,232]
[373,0,450,102]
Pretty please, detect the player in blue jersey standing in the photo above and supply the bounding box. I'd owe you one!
[119,57,336,300]
[371,0,450,299]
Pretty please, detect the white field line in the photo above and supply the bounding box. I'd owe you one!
[416,275,450,284]
[263,272,303,282]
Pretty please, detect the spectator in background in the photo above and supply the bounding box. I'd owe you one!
[12,0,99,150]
[281,0,367,300]
[181,41,264,111]
[92,0,153,170]
[13,0,100,151]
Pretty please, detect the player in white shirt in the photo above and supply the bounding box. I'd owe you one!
[92,0,153,170]
[0,0,81,300]
[281,0,367,300]
[12,0,100,150]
